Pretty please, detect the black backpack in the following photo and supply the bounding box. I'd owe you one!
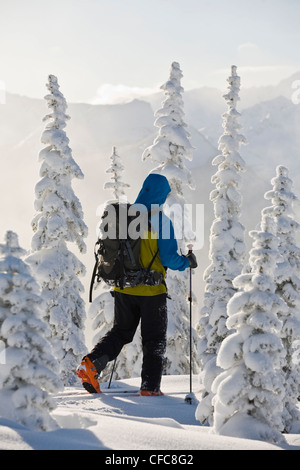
[89,202,163,302]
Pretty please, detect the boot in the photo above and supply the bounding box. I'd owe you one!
[140,389,164,396]
[76,357,101,394]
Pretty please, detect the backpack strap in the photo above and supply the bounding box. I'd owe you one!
[124,240,137,267]
[146,249,159,272]
[89,240,101,302]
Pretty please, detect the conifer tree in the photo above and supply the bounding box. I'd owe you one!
[28,75,88,386]
[104,146,130,201]
[196,66,246,424]
[142,61,199,375]
[210,213,287,444]
[264,166,300,432]
[0,231,63,431]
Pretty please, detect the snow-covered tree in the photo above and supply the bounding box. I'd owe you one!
[142,61,194,193]
[264,166,300,432]
[28,75,88,386]
[196,65,246,424]
[103,146,130,201]
[210,213,287,444]
[0,231,63,431]
[142,61,199,375]
[89,147,140,381]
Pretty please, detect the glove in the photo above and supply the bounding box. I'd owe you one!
[186,252,198,269]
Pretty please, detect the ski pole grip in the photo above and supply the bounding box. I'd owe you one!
[186,244,197,269]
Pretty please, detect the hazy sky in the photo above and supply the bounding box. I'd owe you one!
[1,0,299,103]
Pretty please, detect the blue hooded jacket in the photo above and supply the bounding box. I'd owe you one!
[134,173,189,272]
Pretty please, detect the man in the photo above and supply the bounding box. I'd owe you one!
[76,173,197,395]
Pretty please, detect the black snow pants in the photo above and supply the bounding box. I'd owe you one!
[88,292,168,392]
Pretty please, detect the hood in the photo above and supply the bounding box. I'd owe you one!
[134,173,171,210]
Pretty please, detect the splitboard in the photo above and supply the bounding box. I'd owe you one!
[57,388,141,398]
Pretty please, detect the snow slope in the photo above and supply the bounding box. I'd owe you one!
[0,375,299,451]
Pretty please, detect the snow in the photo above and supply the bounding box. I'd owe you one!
[0,375,299,451]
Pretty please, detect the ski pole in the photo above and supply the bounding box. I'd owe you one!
[188,246,192,396]
[184,244,197,405]
[108,358,117,389]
